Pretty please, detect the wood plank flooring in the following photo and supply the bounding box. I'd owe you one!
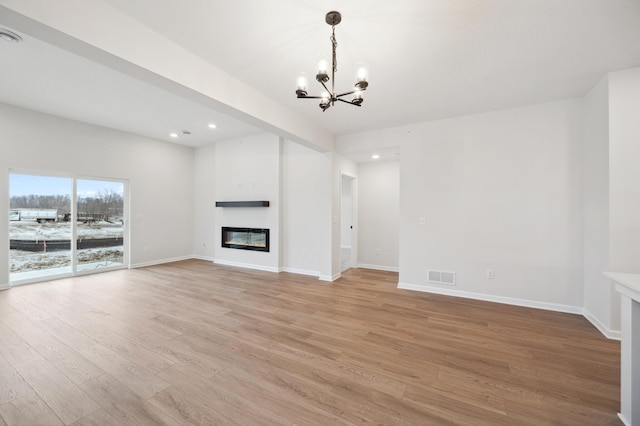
[0,260,621,425]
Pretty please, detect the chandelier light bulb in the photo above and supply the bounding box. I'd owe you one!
[296,74,308,97]
[319,91,331,111]
[355,62,369,90]
[356,63,369,82]
[352,90,363,105]
[318,59,328,73]
[316,58,329,83]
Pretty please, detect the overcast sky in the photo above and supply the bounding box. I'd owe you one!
[10,173,124,198]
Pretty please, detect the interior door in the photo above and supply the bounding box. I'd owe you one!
[340,174,356,272]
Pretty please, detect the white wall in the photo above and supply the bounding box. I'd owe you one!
[398,100,584,310]
[581,76,616,334]
[605,67,640,336]
[357,160,400,271]
[281,140,332,277]
[193,143,216,260]
[213,133,280,271]
[608,68,640,274]
[0,102,195,287]
[339,100,585,311]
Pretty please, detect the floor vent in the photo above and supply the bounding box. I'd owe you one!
[427,269,456,286]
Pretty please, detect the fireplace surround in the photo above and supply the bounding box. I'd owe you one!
[221,227,270,252]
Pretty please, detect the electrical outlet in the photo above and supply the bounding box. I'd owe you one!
[144,246,149,253]
[486,269,494,279]
[375,249,381,256]
[419,216,426,225]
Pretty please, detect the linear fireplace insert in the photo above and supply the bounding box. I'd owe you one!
[221,227,270,252]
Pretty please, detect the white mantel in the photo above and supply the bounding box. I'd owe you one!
[605,272,640,426]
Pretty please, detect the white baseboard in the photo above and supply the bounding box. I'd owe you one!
[130,255,193,269]
[279,267,320,277]
[582,309,621,340]
[397,282,584,315]
[214,259,279,273]
[618,413,630,426]
[319,272,341,282]
[192,255,215,262]
[135,255,325,280]
[398,282,623,340]
[0,283,10,291]
[357,263,399,273]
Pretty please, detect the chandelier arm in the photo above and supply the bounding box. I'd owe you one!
[298,95,326,100]
[335,90,359,98]
[336,98,361,107]
[319,80,331,95]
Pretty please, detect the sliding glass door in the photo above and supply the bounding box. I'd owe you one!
[9,174,73,281]
[9,172,127,285]
[76,179,125,272]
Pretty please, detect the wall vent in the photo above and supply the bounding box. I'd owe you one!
[427,269,456,286]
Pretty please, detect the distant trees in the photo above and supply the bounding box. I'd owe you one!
[10,189,123,218]
[10,194,71,213]
[77,189,124,217]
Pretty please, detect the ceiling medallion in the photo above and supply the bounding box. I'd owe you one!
[295,11,369,112]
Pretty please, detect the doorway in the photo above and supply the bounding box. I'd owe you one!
[9,172,128,285]
[340,174,356,272]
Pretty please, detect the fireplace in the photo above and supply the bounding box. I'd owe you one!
[221,227,270,252]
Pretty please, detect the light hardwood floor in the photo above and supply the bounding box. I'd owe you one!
[0,260,621,425]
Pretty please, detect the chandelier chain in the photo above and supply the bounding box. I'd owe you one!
[331,26,338,74]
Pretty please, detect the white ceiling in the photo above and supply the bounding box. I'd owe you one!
[0,27,262,147]
[1,1,640,156]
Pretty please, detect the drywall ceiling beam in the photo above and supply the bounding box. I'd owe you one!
[0,1,334,152]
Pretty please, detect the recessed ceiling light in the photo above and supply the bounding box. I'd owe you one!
[170,133,178,138]
[208,123,217,129]
[371,154,380,159]
[0,29,22,43]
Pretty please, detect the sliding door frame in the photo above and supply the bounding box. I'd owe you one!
[8,169,130,287]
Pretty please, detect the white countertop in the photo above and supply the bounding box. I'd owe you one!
[605,271,640,301]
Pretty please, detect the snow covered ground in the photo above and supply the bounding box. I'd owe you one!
[10,220,123,240]
[10,247,124,274]
[9,220,124,274]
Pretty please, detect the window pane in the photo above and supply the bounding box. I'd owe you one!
[76,179,125,272]
[9,174,72,281]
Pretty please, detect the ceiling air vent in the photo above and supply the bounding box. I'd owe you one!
[427,269,456,286]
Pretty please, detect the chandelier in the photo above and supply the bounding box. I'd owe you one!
[295,11,369,112]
